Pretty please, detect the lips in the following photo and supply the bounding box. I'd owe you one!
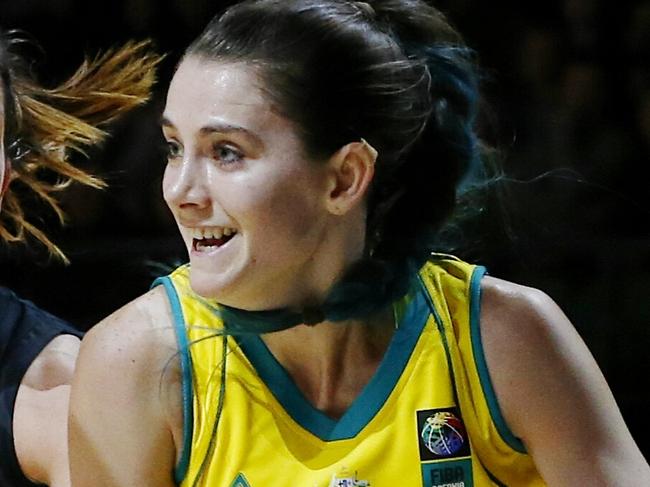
[188,225,239,253]
[193,233,236,251]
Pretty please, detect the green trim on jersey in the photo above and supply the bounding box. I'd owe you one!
[151,276,195,484]
[468,266,527,453]
[237,278,430,441]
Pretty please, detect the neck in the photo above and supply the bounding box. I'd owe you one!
[261,307,394,418]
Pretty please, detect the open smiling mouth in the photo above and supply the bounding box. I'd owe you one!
[191,227,238,252]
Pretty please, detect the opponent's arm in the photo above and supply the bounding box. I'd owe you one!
[14,385,71,487]
[480,276,650,486]
[14,334,80,486]
[69,287,181,487]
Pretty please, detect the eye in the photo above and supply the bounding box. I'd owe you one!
[213,143,244,165]
[165,140,183,161]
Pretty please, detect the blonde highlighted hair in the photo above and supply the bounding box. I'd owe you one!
[0,34,163,261]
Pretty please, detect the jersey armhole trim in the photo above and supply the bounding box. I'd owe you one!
[469,266,527,454]
[151,276,194,484]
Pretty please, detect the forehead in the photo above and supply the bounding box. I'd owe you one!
[164,57,275,131]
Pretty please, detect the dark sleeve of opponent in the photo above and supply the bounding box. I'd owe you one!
[0,287,83,487]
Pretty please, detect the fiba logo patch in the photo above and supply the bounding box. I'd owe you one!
[416,408,470,461]
[421,412,465,456]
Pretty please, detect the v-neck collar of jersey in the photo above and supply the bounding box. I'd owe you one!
[236,276,430,442]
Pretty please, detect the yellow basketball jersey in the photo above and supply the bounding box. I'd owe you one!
[153,256,545,486]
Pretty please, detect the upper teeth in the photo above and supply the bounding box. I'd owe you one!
[191,227,237,239]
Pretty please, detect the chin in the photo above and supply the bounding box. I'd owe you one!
[189,267,232,300]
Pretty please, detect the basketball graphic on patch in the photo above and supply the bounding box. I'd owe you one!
[420,411,466,456]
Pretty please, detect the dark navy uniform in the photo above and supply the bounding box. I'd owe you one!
[0,287,83,487]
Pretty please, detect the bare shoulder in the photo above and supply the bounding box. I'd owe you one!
[478,275,650,485]
[80,286,177,372]
[84,285,175,342]
[74,285,182,433]
[70,286,181,486]
[479,275,570,347]
[478,275,596,428]
[477,276,574,428]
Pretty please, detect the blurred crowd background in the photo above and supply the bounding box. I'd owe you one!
[1,0,649,456]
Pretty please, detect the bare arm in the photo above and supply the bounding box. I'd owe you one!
[14,334,80,486]
[481,276,650,486]
[68,287,182,487]
[14,385,71,487]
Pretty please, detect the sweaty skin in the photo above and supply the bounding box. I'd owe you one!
[69,58,650,487]
[161,59,339,310]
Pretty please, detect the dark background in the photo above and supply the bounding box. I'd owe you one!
[1,0,649,457]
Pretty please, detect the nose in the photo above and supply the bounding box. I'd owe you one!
[163,155,211,210]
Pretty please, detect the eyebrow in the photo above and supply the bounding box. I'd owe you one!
[160,116,264,149]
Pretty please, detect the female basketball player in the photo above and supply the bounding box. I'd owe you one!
[0,30,160,486]
[69,1,650,486]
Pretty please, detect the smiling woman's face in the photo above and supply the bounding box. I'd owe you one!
[162,57,336,310]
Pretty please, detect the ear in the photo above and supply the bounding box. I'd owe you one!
[324,139,377,216]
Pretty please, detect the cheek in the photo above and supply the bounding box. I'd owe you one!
[243,172,325,242]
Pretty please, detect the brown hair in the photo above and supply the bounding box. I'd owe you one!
[0,34,163,261]
[187,0,481,329]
